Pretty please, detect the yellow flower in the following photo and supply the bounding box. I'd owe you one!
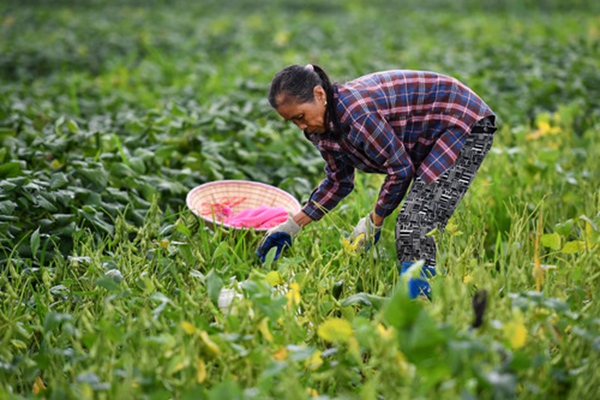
[51,159,63,169]
[181,321,196,334]
[526,117,561,140]
[286,283,301,307]
[265,270,284,286]
[377,323,395,340]
[306,350,323,370]
[341,234,364,252]
[273,347,287,361]
[504,311,527,349]
[274,30,291,46]
[258,317,273,342]
[317,318,353,343]
[32,376,46,394]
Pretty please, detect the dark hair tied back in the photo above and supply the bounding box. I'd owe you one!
[268,64,340,136]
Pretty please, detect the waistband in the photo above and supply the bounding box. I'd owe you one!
[471,115,497,134]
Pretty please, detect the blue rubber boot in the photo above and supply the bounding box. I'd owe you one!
[399,261,436,299]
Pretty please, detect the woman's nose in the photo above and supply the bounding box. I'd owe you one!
[296,122,307,130]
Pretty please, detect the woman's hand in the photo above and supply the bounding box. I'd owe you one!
[256,216,301,262]
[350,212,383,250]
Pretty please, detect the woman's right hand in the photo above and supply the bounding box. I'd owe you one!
[256,216,301,262]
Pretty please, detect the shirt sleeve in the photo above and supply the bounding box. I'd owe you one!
[349,112,415,218]
[302,148,356,221]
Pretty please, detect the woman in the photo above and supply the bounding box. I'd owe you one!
[256,64,497,298]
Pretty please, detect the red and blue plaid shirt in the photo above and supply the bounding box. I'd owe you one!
[302,70,495,221]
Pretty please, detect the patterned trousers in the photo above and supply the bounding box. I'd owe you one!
[395,117,496,267]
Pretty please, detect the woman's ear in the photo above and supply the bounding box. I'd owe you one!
[313,86,327,103]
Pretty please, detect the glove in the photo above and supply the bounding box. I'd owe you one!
[256,216,301,262]
[350,213,382,251]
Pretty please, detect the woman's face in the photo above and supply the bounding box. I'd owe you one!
[276,86,327,134]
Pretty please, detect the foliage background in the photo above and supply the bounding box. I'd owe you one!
[0,0,599,399]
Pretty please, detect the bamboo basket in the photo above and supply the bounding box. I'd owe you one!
[186,180,302,231]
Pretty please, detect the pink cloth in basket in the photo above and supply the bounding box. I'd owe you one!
[224,205,289,229]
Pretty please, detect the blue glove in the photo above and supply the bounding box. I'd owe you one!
[350,213,382,251]
[256,216,301,262]
[400,261,436,299]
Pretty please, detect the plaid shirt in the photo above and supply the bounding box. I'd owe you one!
[302,70,495,221]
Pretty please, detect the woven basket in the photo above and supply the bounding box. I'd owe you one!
[186,180,302,231]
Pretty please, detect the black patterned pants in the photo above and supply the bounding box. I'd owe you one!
[395,117,496,267]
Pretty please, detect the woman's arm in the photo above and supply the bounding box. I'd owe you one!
[301,149,356,221]
[292,211,314,228]
[370,211,385,227]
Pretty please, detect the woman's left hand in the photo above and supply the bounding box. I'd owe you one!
[350,213,382,250]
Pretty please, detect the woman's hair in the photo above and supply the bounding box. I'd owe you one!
[268,64,340,135]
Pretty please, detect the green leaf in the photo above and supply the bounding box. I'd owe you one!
[52,214,74,225]
[208,380,242,400]
[507,350,533,371]
[129,157,146,174]
[175,222,192,237]
[340,293,387,310]
[263,247,277,270]
[50,172,70,190]
[95,277,120,291]
[43,312,72,334]
[78,167,109,188]
[54,115,65,135]
[405,309,449,352]
[110,162,136,178]
[212,241,232,260]
[67,119,79,133]
[32,353,51,370]
[206,269,223,305]
[35,194,58,212]
[80,209,114,235]
[53,190,74,207]
[384,281,422,330]
[0,161,25,178]
[0,200,16,215]
[541,232,561,250]
[561,240,585,254]
[538,147,560,163]
[30,228,41,258]
[53,222,75,236]
[554,219,574,236]
[0,178,23,192]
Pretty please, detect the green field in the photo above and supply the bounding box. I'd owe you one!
[1,0,599,399]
